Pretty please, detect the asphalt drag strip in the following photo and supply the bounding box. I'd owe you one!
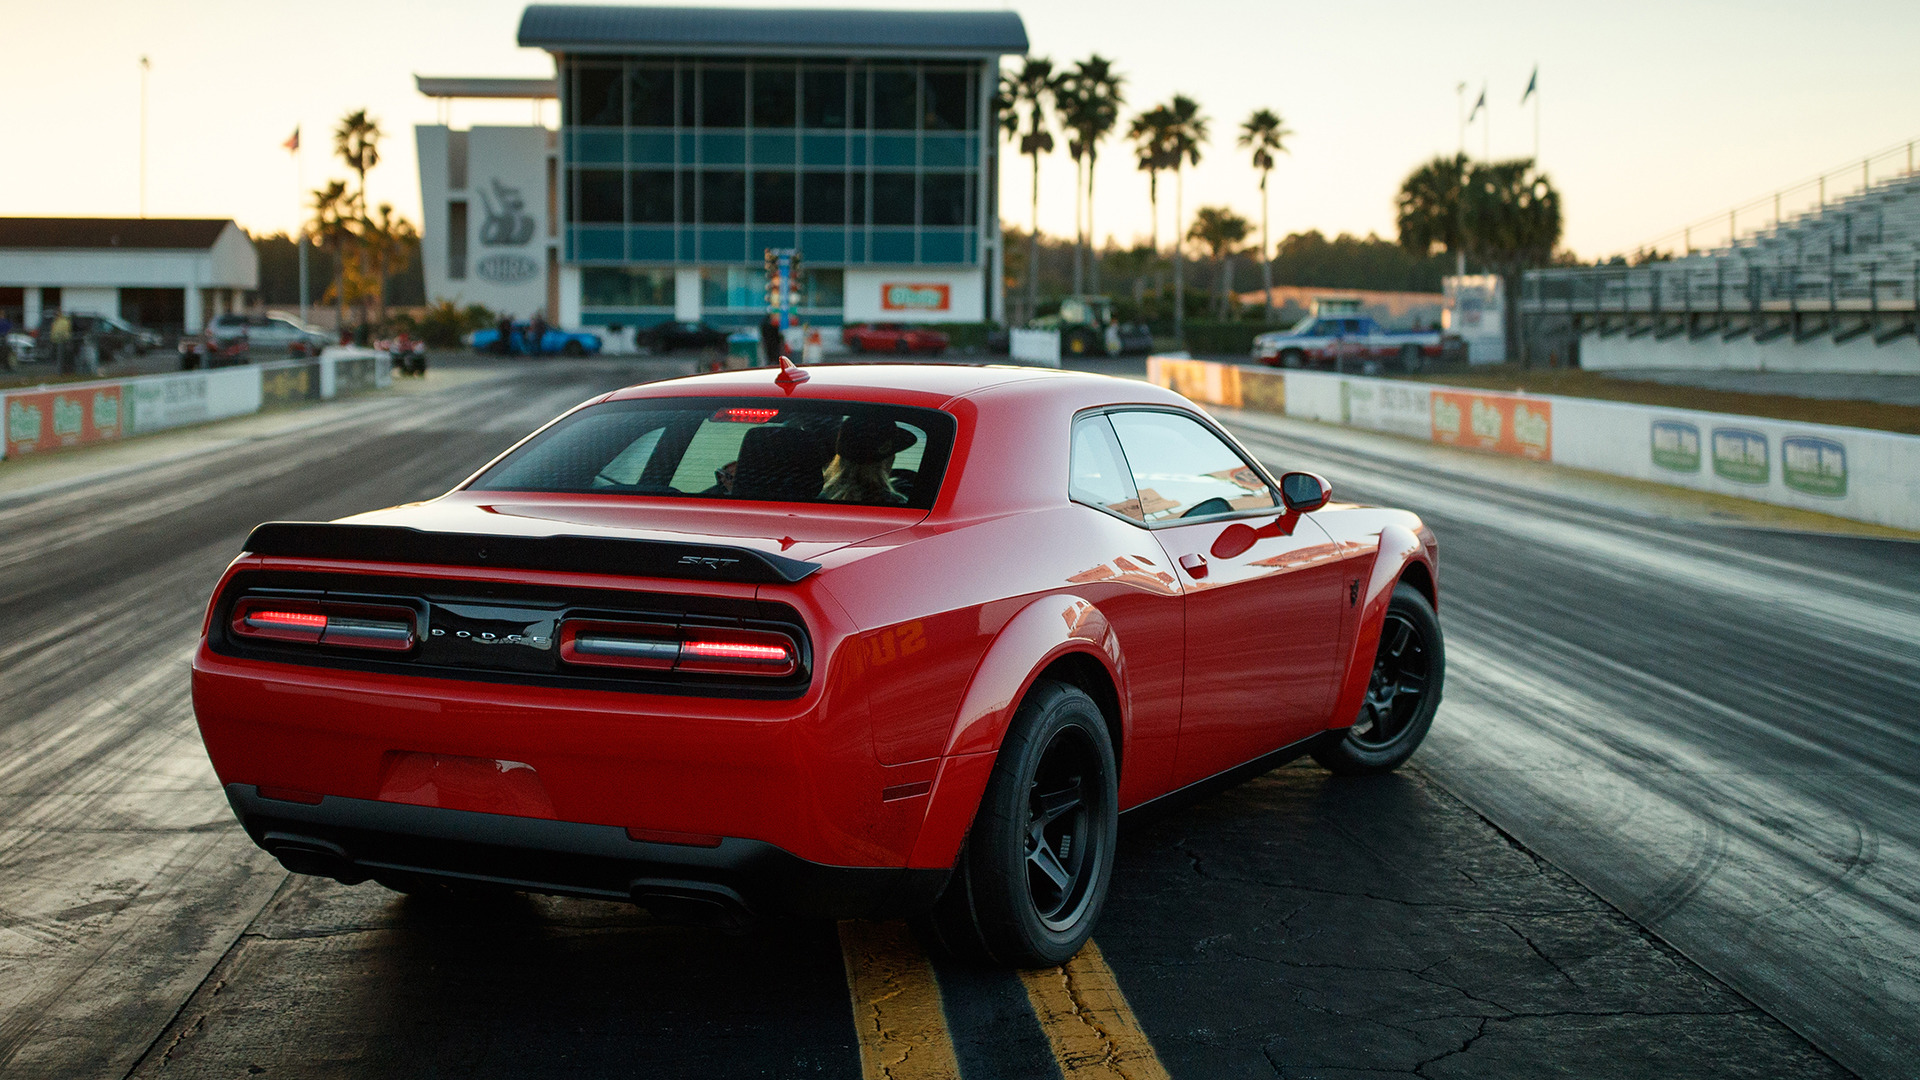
[0,359,1871,1078]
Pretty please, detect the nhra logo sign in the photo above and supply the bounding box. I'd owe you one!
[477,254,539,284]
[881,283,951,312]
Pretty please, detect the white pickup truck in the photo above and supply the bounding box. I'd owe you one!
[1251,314,1448,372]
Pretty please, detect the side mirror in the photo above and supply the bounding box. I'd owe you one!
[1279,471,1332,513]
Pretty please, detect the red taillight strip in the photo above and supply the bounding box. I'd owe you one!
[558,620,798,678]
[230,598,417,653]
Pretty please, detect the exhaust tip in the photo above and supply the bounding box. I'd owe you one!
[630,878,755,932]
[260,831,368,885]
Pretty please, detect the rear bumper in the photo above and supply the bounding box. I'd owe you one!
[229,784,948,922]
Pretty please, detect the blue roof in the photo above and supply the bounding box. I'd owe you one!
[518,5,1028,58]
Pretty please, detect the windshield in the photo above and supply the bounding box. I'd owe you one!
[470,396,956,510]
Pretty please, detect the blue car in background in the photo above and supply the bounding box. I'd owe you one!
[468,323,603,357]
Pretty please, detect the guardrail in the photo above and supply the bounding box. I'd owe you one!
[1149,356,1920,533]
[1,348,392,462]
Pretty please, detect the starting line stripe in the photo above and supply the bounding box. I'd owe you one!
[1020,941,1172,1080]
[839,920,963,1080]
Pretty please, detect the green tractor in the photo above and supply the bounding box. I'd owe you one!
[1031,295,1122,358]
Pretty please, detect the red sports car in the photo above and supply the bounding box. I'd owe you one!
[843,323,949,355]
[191,361,1442,965]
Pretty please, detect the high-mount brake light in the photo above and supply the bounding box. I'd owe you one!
[230,597,417,652]
[714,407,781,423]
[558,619,798,678]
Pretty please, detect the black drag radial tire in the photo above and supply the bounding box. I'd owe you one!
[918,680,1118,967]
[1312,581,1445,776]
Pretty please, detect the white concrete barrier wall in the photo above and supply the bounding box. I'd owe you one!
[1010,329,1061,366]
[2,351,395,462]
[1147,356,1920,533]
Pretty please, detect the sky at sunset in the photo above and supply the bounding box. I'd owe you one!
[5,0,1918,264]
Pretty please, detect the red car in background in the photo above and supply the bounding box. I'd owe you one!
[844,323,948,355]
[191,362,1442,966]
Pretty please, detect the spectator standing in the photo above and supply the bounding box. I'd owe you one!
[494,316,513,355]
[49,312,73,372]
[759,313,784,367]
[528,312,548,357]
[0,314,12,370]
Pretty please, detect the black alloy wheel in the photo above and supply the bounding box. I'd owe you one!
[1024,725,1104,931]
[919,680,1118,967]
[894,337,913,354]
[1399,343,1424,372]
[1312,581,1444,775]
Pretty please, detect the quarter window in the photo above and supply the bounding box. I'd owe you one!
[1070,415,1144,521]
[1107,411,1276,522]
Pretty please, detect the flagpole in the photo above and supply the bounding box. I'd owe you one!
[292,128,310,326]
[1457,83,1466,157]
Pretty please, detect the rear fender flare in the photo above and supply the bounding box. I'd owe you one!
[1329,523,1433,726]
[906,594,1126,869]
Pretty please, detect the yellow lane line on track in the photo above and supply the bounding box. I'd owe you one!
[839,920,1170,1080]
[839,920,962,1080]
[1020,940,1172,1080]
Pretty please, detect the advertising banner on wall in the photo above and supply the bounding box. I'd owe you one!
[260,361,322,408]
[1430,389,1553,460]
[4,384,123,456]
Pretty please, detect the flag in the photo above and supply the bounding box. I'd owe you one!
[1521,67,1538,104]
[1467,87,1486,122]
[283,126,300,153]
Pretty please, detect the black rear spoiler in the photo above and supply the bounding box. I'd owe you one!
[242,522,820,585]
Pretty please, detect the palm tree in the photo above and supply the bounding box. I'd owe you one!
[334,109,383,211]
[1238,108,1293,323]
[1394,153,1471,269]
[308,180,355,329]
[365,203,419,323]
[1188,206,1250,318]
[1163,95,1209,340]
[1127,106,1177,259]
[1004,59,1061,322]
[1060,55,1125,295]
[1461,159,1562,364]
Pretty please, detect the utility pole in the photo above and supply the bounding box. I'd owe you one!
[138,56,150,217]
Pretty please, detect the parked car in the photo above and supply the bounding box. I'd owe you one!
[206,313,331,357]
[468,323,603,357]
[1115,322,1155,356]
[637,320,730,354]
[845,323,948,355]
[191,362,1444,967]
[1251,315,1444,373]
[30,312,153,363]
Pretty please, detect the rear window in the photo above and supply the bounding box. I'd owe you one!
[470,396,956,510]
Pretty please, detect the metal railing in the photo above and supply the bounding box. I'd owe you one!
[1524,259,1920,313]
[1628,135,1920,258]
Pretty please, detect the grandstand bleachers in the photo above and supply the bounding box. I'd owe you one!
[1522,164,1920,373]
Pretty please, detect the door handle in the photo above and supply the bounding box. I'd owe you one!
[1178,553,1208,579]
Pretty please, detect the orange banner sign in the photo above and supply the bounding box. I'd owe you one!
[1429,389,1552,460]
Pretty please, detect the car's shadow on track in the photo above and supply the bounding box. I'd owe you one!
[136,877,860,1078]
[1096,761,1848,1079]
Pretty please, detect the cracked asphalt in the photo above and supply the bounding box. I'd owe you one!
[0,357,1903,1078]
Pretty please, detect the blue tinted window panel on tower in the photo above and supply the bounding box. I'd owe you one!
[871,230,914,264]
[799,228,845,263]
[923,134,968,169]
[752,132,797,166]
[571,131,624,165]
[751,228,797,253]
[700,132,747,165]
[629,228,675,260]
[802,135,846,167]
[574,227,624,261]
[699,227,747,262]
[628,130,675,165]
[921,229,967,264]
[872,134,917,168]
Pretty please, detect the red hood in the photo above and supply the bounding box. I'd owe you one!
[337,491,924,563]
